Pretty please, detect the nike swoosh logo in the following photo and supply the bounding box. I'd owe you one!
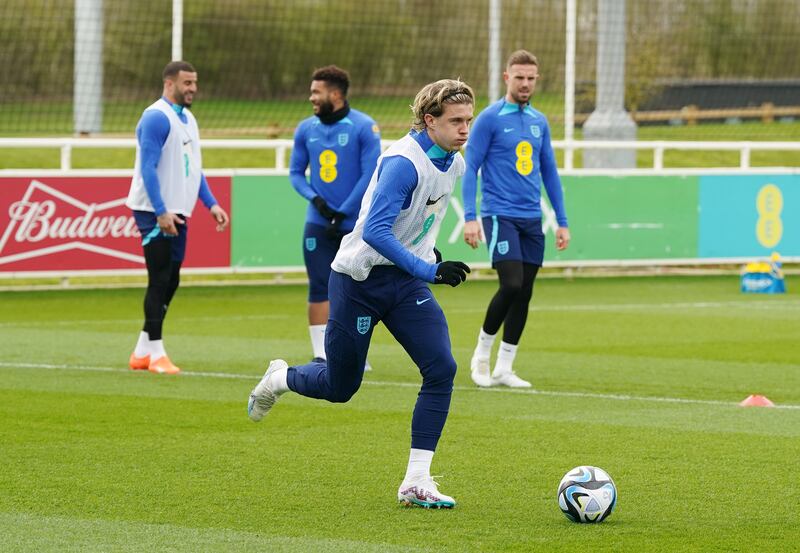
[416,298,432,305]
[309,137,320,142]
[503,127,514,133]
[183,139,191,145]
[426,194,446,206]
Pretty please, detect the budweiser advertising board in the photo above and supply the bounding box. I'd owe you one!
[0,177,231,272]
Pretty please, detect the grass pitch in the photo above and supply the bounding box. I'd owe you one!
[1,275,798,552]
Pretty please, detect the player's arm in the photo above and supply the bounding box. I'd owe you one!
[337,121,381,216]
[138,110,183,235]
[137,110,170,216]
[288,124,316,201]
[539,121,570,250]
[198,174,229,231]
[362,156,437,282]
[462,112,491,248]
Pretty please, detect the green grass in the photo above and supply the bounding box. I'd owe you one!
[1,95,799,169]
[1,275,798,551]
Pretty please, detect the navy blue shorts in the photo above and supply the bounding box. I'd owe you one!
[303,222,341,303]
[133,210,188,262]
[482,215,544,267]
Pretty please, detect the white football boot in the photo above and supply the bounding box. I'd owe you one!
[491,369,532,388]
[397,476,456,509]
[470,356,492,387]
[247,359,288,422]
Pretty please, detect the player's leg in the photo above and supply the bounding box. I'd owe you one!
[149,221,187,374]
[470,216,524,387]
[163,262,181,310]
[304,223,374,370]
[129,211,181,374]
[492,218,544,388]
[303,222,333,362]
[248,269,386,421]
[490,262,537,387]
[382,277,457,508]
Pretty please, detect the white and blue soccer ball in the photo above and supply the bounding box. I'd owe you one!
[557,466,617,523]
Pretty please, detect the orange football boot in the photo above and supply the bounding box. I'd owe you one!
[148,355,181,375]
[129,353,150,371]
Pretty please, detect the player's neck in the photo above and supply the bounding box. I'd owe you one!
[504,94,528,107]
[318,101,350,125]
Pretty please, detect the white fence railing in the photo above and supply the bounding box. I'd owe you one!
[1,137,799,174]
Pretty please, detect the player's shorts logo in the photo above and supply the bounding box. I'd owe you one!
[305,237,317,251]
[530,125,541,138]
[497,240,509,255]
[356,316,372,335]
[338,133,349,146]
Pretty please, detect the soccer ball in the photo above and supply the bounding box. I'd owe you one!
[557,466,617,523]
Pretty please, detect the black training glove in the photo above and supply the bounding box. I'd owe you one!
[326,212,346,241]
[434,260,471,287]
[433,247,443,263]
[312,196,336,220]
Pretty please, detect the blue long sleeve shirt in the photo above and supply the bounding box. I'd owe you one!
[462,99,568,226]
[136,97,217,216]
[361,129,456,282]
[289,108,381,230]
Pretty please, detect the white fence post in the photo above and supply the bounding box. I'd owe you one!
[60,143,72,170]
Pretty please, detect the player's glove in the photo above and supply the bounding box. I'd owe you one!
[434,261,471,287]
[312,196,336,220]
[326,211,346,241]
[433,247,442,263]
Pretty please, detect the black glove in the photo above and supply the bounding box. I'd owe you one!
[326,211,346,241]
[312,196,336,220]
[434,260,471,287]
[433,247,442,263]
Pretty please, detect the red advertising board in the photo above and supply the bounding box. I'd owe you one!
[0,176,231,272]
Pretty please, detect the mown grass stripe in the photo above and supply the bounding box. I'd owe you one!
[2,360,798,410]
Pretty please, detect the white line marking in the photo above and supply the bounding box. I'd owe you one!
[605,223,664,230]
[0,313,291,328]
[1,361,798,410]
[2,299,798,328]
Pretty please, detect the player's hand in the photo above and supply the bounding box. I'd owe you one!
[210,204,230,232]
[434,260,471,287]
[325,211,346,241]
[312,196,336,220]
[157,212,184,236]
[463,220,483,249]
[556,226,571,251]
[433,247,442,263]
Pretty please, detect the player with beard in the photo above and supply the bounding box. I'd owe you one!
[461,50,570,388]
[289,65,382,367]
[126,60,229,374]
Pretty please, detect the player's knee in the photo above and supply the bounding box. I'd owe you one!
[518,286,533,304]
[329,381,360,403]
[149,268,172,288]
[424,354,457,387]
[498,280,524,299]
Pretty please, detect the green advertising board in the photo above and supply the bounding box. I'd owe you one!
[231,174,700,269]
[231,175,490,268]
[231,176,308,267]
[553,176,699,261]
